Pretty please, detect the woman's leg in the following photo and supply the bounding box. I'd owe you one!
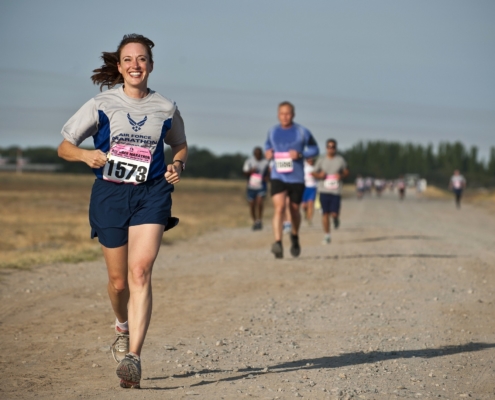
[127,223,164,356]
[102,244,129,324]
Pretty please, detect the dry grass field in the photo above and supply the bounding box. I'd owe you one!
[0,172,256,269]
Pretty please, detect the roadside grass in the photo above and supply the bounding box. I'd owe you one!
[0,173,255,269]
[421,184,495,212]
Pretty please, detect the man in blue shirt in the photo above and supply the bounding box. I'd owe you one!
[265,101,319,258]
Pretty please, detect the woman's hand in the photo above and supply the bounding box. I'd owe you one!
[83,150,107,168]
[165,163,182,184]
[58,140,107,168]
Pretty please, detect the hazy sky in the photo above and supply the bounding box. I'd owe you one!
[1,0,494,157]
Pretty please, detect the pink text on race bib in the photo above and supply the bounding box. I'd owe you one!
[109,144,152,163]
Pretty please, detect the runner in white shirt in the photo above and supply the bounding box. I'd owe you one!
[355,174,365,200]
[58,34,188,389]
[448,169,466,209]
[243,147,269,230]
[301,158,317,225]
[374,178,385,197]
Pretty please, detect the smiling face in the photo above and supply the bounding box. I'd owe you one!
[117,42,153,92]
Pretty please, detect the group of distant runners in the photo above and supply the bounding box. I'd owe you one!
[355,173,465,206]
[243,101,349,256]
[55,33,469,390]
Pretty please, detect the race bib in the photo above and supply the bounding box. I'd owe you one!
[249,173,263,189]
[103,144,151,184]
[453,180,462,189]
[274,152,293,173]
[324,174,340,190]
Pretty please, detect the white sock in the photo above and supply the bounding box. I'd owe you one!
[116,319,128,331]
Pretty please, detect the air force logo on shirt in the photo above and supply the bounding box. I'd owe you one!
[127,114,147,132]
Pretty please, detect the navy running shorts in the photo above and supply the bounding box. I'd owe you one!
[246,188,266,201]
[89,177,178,248]
[302,187,317,203]
[319,193,341,214]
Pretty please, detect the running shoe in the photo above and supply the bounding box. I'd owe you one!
[322,235,331,245]
[290,234,301,257]
[116,353,141,389]
[111,326,129,363]
[271,241,283,259]
[333,217,340,229]
[252,222,258,231]
[258,220,263,230]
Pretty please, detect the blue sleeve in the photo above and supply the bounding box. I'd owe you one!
[302,130,319,159]
[264,130,273,150]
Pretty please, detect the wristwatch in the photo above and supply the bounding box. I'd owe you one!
[173,159,185,171]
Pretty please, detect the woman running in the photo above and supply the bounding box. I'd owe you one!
[58,34,188,389]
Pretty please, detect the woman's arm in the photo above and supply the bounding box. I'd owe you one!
[57,139,107,168]
[165,142,188,184]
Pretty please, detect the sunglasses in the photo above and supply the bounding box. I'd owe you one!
[327,145,336,149]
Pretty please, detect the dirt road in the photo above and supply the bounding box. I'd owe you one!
[2,191,495,399]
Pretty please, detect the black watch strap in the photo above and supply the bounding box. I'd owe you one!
[173,159,185,171]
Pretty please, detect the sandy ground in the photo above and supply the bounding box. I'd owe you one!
[1,190,495,399]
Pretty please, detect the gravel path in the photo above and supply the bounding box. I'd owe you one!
[2,191,495,399]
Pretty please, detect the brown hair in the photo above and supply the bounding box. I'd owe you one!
[278,101,295,114]
[91,34,155,91]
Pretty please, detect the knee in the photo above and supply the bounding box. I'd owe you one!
[108,277,128,294]
[273,206,285,216]
[129,262,152,287]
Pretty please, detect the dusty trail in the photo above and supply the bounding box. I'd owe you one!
[1,191,495,399]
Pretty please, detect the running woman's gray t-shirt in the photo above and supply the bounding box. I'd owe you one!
[61,86,186,180]
[314,154,347,195]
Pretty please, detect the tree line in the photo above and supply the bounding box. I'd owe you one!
[344,141,495,187]
[1,141,494,187]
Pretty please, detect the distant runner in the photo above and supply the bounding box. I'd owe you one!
[365,177,373,195]
[449,170,466,209]
[301,158,317,225]
[374,178,385,197]
[313,139,349,244]
[397,176,406,200]
[265,101,319,258]
[355,174,365,199]
[243,147,269,230]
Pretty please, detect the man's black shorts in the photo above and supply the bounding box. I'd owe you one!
[270,179,305,204]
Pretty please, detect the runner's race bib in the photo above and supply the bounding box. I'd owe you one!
[249,173,263,189]
[274,152,293,173]
[453,179,462,189]
[324,174,340,190]
[103,144,151,184]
